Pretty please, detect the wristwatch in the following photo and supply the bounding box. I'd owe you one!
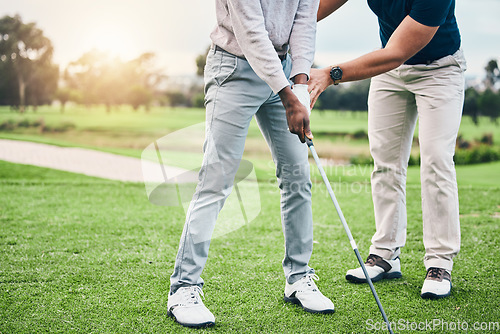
[330,66,343,85]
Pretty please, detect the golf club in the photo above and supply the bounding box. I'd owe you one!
[305,137,394,334]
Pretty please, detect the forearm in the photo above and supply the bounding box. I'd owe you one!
[278,86,295,107]
[307,48,405,107]
[318,0,348,21]
[337,48,406,83]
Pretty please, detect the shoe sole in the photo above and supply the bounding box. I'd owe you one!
[346,271,402,284]
[421,283,452,300]
[167,310,215,328]
[283,295,335,314]
[420,291,451,299]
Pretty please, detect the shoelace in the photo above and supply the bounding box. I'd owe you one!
[427,267,444,279]
[365,254,380,266]
[179,286,204,306]
[297,274,319,292]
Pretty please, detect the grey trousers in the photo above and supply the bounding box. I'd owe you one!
[368,49,466,271]
[170,46,314,293]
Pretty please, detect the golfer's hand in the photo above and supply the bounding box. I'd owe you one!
[279,86,313,143]
[308,67,333,109]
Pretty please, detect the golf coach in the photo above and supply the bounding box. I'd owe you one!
[309,0,465,300]
[167,0,335,328]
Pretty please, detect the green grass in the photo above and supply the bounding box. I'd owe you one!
[1,159,499,333]
[1,105,499,332]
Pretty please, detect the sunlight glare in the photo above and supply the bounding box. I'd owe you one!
[90,24,134,59]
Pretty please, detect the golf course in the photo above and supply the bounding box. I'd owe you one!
[0,105,499,333]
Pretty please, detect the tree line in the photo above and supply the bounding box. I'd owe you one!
[463,60,500,124]
[60,50,163,113]
[0,15,167,113]
[1,14,499,123]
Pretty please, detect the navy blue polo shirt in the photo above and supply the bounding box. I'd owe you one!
[367,0,461,65]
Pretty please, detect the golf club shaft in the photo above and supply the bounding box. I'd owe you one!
[306,138,394,334]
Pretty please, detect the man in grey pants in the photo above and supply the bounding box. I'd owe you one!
[166,0,335,328]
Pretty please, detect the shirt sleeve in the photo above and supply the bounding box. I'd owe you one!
[288,0,320,80]
[227,0,291,94]
[409,0,453,27]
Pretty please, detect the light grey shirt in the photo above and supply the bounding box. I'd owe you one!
[210,0,319,94]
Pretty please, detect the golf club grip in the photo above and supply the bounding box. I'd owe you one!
[305,136,314,147]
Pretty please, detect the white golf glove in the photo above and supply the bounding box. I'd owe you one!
[291,84,311,115]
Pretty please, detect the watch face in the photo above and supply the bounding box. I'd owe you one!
[331,68,342,81]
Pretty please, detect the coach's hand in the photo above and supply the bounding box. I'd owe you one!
[308,67,333,109]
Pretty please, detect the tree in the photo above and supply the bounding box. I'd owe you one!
[485,59,500,90]
[63,51,163,112]
[478,88,500,124]
[0,56,18,106]
[128,85,152,111]
[0,15,57,113]
[195,46,210,77]
[165,91,189,106]
[316,79,370,112]
[55,87,80,113]
[463,87,480,125]
[124,52,164,88]
[122,53,164,110]
[26,62,58,111]
[64,49,113,109]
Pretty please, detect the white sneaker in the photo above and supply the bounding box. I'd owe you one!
[167,286,215,328]
[346,254,402,283]
[284,274,335,314]
[421,267,452,299]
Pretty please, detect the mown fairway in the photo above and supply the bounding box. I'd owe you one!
[1,106,499,333]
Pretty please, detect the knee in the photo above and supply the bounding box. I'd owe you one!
[277,162,312,194]
[370,137,407,171]
[198,160,238,195]
[371,150,407,176]
[420,139,456,172]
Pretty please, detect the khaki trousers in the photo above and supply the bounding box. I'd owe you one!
[368,49,466,272]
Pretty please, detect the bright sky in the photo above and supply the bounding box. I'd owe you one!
[1,0,499,79]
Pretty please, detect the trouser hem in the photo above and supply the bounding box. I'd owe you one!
[424,258,454,272]
[369,246,401,260]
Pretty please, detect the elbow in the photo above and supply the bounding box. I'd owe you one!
[381,45,409,69]
[386,51,408,70]
[391,48,416,68]
[392,49,408,66]
[391,57,406,69]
